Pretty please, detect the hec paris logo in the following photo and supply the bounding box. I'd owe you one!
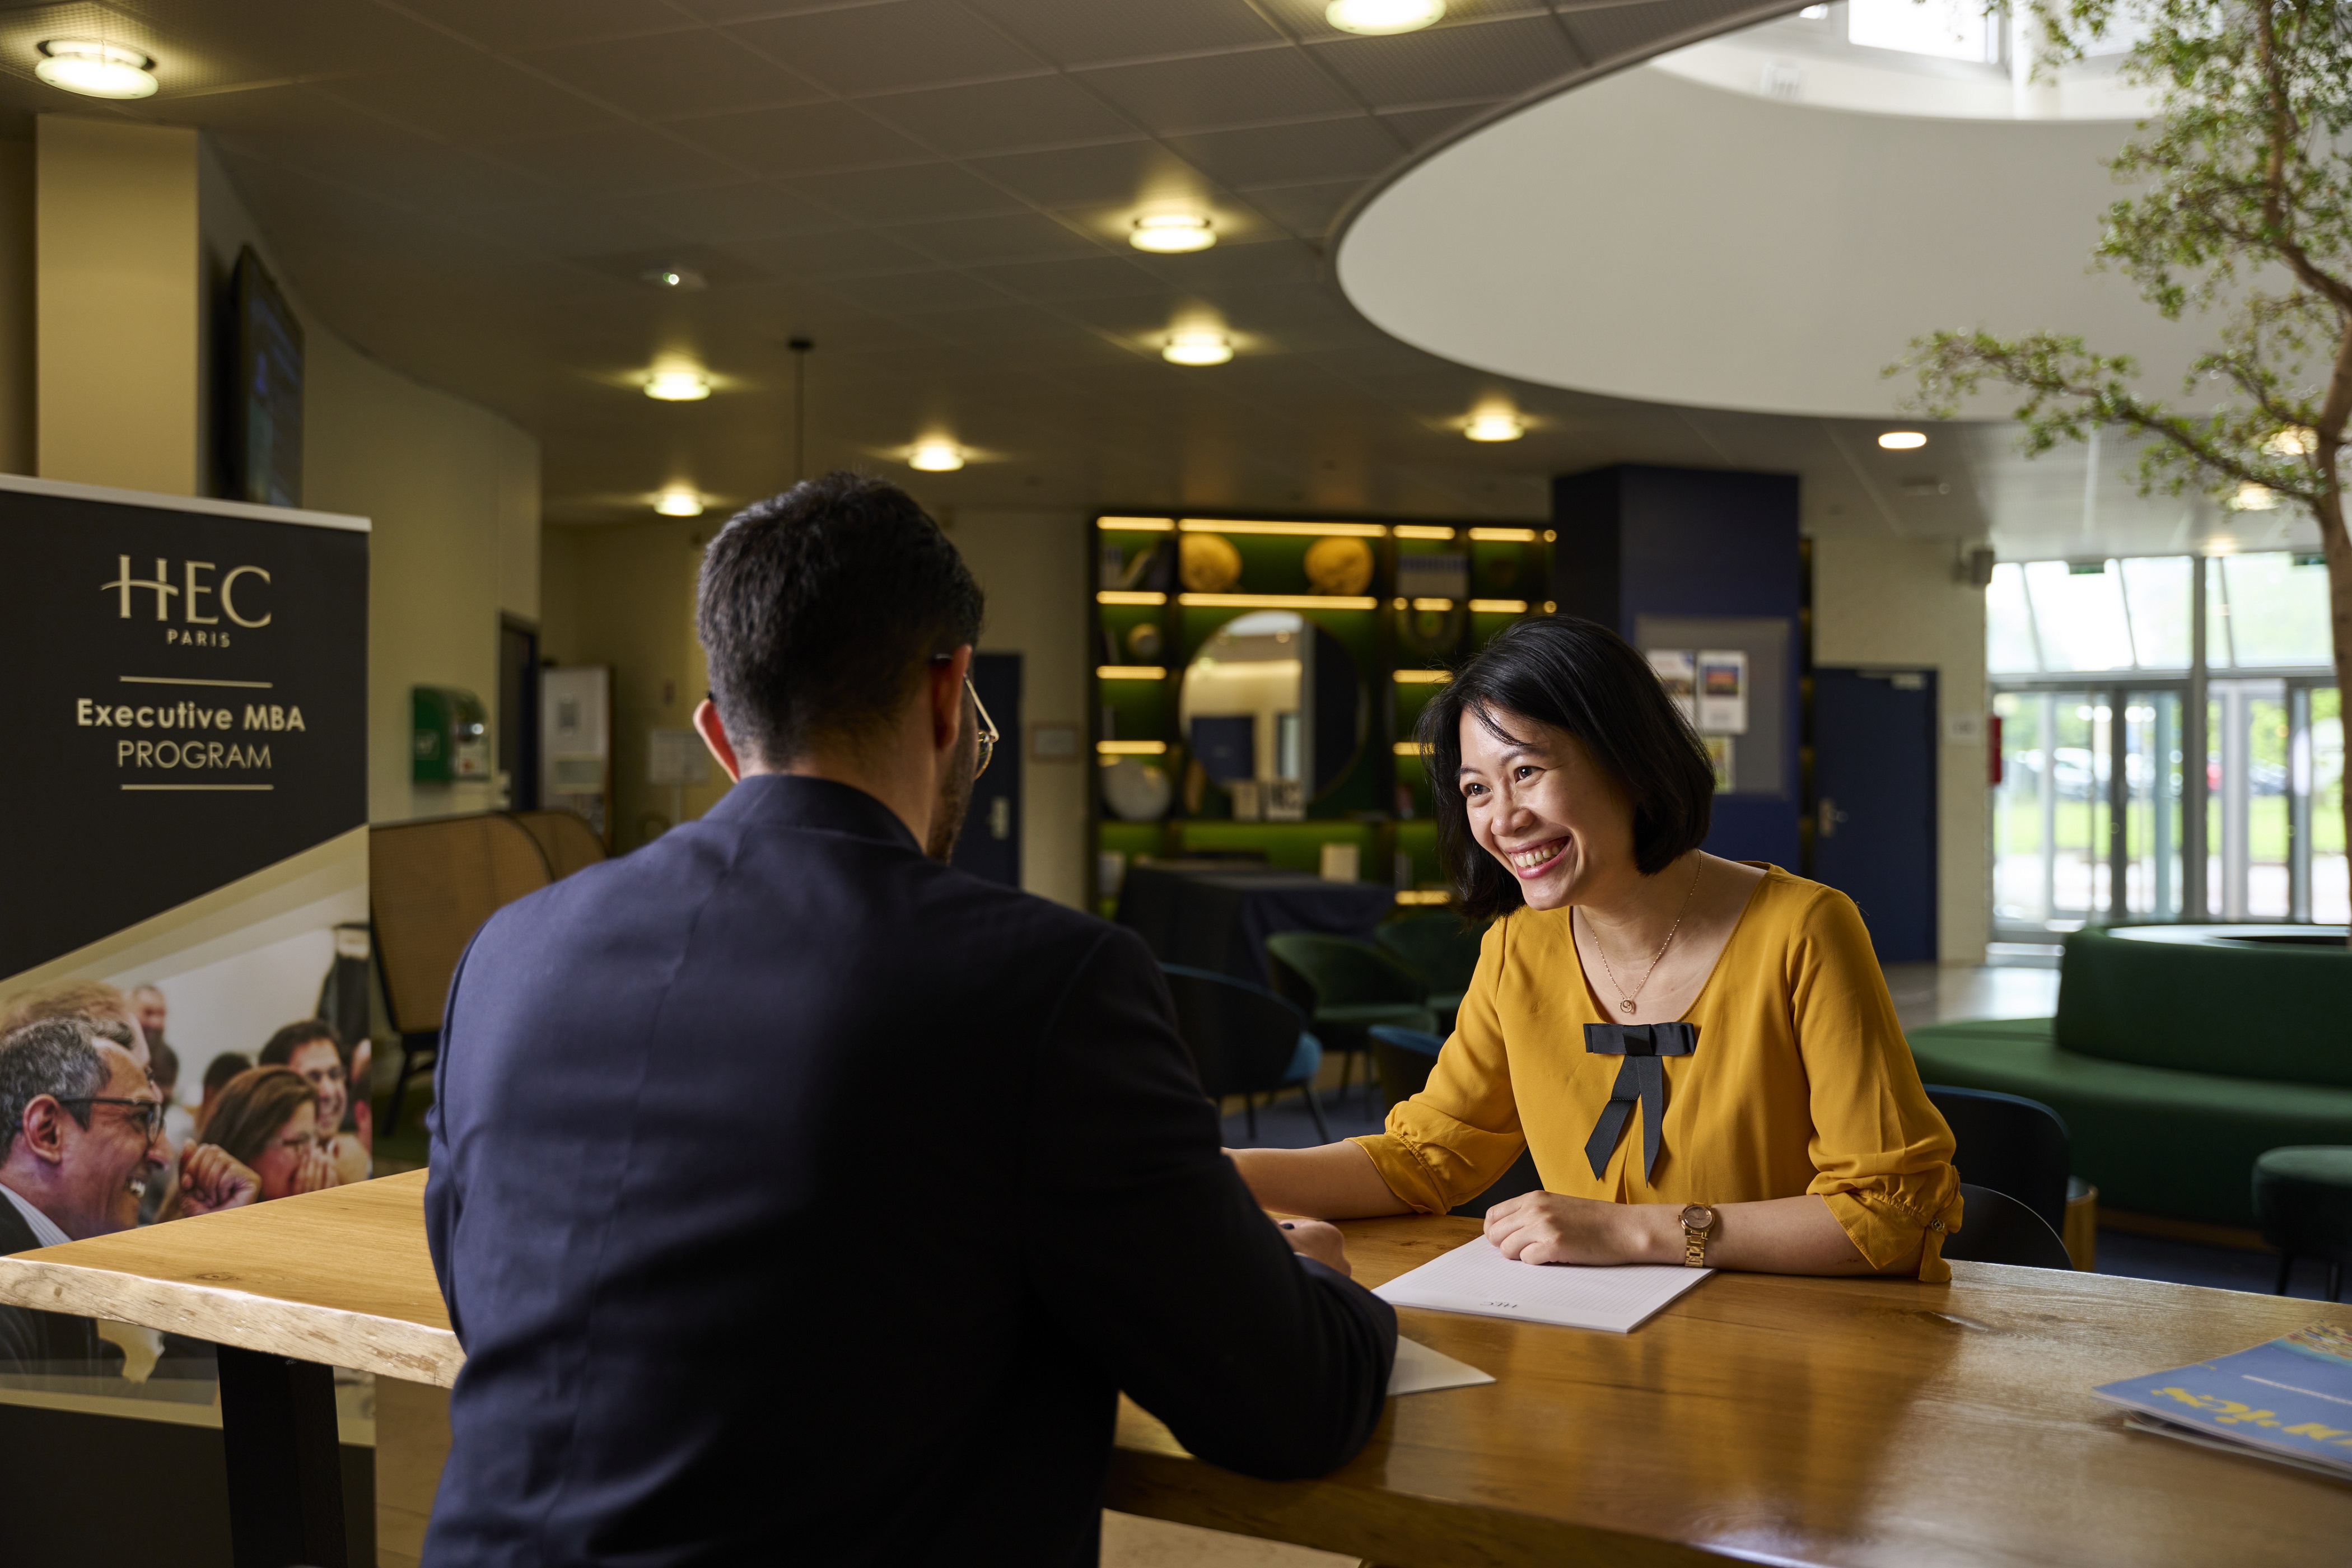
[101,556,272,628]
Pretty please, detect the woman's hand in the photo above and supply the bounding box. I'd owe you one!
[1483,1191,1672,1265]
[290,1145,341,1194]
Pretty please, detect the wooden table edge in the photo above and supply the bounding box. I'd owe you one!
[0,1254,462,1387]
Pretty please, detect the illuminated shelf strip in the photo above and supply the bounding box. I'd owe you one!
[1096,516,1174,531]
[1392,741,1431,757]
[1411,597,1454,612]
[1179,518,1387,538]
[1469,599,1529,613]
[1098,740,1169,755]
[1393,525,1457,540]
[1096,590,1168,605]
[1396,889,1453,906]
[1467,527,1540,543]
[1393,669,1451,684]
[1096,665,1166,680]
[1177,592,1380,609]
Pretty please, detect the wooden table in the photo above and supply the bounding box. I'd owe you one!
[3,1173,2348,1567]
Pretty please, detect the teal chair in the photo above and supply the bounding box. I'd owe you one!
[1375,913,1486,1033]
[1263,932,1437,1108]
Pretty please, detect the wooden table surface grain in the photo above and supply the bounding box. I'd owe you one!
[3,1176,2346,1566]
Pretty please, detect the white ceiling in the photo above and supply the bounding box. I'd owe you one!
[0,0,2280,559]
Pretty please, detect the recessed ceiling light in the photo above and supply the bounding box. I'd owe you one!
[1164,331,1233,367]
[2265,426,2315,456]
[645,367,711,402]
[2232,483,2279,511]
[642,265,706,291]
[36,40,157,99]
[1131,213,1216,253]
[909,440,965,472]
[1465,411,1524,442]
[1327,0,1446,36]
[1878,430,1928,450]
[655,487,704,517]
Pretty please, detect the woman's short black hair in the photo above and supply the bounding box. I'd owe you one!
[1416,614,1715,921]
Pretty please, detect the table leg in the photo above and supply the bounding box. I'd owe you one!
[217,1343,349,1568]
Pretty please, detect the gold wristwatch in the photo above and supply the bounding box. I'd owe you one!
[1679,1203,1719,1268]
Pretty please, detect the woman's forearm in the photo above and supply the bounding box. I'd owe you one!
[1226,1140,1413,1220]
[1617,1194,1919,1275]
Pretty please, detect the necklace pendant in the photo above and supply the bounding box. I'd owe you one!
[1619,1000,1636,1014]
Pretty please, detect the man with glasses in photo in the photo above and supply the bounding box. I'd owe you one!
[0,1018,169,1369]
[424,472,1395,1566]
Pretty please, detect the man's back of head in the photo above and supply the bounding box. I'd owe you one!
[696,472,982,773]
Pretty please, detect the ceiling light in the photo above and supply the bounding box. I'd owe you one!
[2232,482,2279,511]
[909,440,965,472]
[2208,535,2240,554]
[36,40,157,99]
[1327,0,1446,35]
[655,487,703,517]
[1164,331,1233,367]
[2265,427,2316,456]
[645,367,710,402]
[1466,411,1524,442]
[1877,430,1928,450]
[1132,213,1216,254]
[642,265,706,291]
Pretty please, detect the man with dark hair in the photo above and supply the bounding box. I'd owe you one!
[259,1020,368,1183]
[426,473,1396,1566]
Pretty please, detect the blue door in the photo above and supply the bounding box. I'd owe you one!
[1812,667,1937,962]
[951,652,1021,886]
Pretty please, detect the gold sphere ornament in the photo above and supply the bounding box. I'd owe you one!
[1305,536,1375,596]
[1179,533,1244,592]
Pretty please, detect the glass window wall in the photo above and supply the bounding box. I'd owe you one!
[1988,550,2341,933]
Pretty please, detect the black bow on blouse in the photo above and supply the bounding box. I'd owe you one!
[1583,1021,1699,1182]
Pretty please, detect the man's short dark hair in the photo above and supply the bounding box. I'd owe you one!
[259,1019,340,1068]
[696,472,983,767]
[203,1052,252,1096]
[0,1018,110,1161]
[1416,614,1716,922]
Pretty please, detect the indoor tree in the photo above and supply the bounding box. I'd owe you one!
[1898,0,2352,927]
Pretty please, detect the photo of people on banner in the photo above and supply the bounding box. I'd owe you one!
[0,921,374,1376]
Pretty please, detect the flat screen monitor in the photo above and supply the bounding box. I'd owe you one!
[227,245,304,508]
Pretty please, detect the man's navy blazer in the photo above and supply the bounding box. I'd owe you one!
[423,774,1395,1566]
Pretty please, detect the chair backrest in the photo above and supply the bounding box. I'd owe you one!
[370,814,552,1035]
[1939,1181,2074,1270]
[1160,965,1309,1100]
[1263,931,1426,1009]
[1368,1024,1444,1113]
[509,808,606,880]
[1375,913,1486,996]
[2055,927,2352,1086]
[1924,1085,2071,1233]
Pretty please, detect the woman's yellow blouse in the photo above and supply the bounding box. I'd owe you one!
[1352,866,1963,1281]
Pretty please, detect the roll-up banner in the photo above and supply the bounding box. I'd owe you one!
[0,474,367,1376]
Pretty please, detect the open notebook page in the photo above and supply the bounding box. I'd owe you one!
[1375,1236,1711,1334]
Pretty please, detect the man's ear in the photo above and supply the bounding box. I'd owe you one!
[16,1097,69,1168]
[693,698,744,783]
[931,645,974,753]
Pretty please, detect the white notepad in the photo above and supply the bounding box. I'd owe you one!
[1374,1237,1712,1334]
[1387,1336,1496,1397]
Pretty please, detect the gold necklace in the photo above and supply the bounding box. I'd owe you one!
[1585,858,1704,1016]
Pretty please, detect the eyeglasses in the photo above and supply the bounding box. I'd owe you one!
[55,1096,167,1141]
[965,678,998,781]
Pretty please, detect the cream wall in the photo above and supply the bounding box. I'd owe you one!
[35,116,199,495]
[949,509,1089,909]
[1810,536,1990,964]
[193,137,541,824]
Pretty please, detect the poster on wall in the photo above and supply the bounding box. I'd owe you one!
[0,474,367,1382]
[1647,650,1697,725]
[1697,650,1749,734]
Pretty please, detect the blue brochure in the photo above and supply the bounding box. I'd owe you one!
[2093,1322,2352,1481]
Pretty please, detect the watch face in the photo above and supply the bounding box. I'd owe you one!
[1680,1203,1716,1231]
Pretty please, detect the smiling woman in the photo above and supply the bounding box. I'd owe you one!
[1228,615,1964,1280]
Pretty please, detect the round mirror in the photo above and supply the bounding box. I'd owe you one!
[1178,611,1365,816]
